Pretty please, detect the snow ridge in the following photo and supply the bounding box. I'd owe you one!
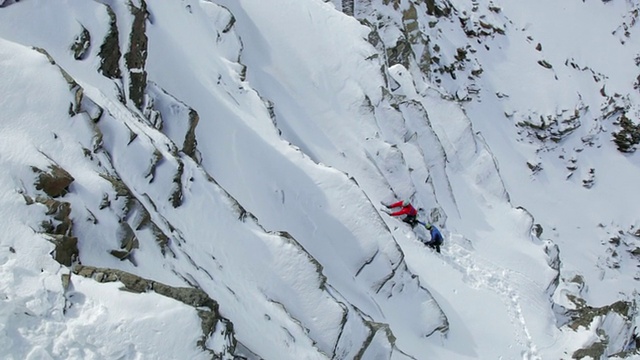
[1,0,640,359]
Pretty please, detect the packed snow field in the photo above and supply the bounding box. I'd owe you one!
[0,0,639,359]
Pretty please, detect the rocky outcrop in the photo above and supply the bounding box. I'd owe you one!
[170,159,184,208]
[110,222,139,262]
[612,113,640,153]
[362,1,433,74]
[97,0,150,109]
[567,300,632,330]
[342,0,354,16]
[568,300,636,359]
[515,105,586,144]
[99,172,174,258]
[98,5,122,80]
[100,173,136,214]
[47,234,78,267]
[32,165,75,198]
[71,25,91,60]
[183,109,200,161]
[72,265,237,357]
[552,269,639,359]
[340,0,488,98]
[143,82,202,163]
[0,0,19,8]
[125,0,149,109]
[23,191,78,267]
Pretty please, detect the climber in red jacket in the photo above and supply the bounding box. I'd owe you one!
[381,200,418,226]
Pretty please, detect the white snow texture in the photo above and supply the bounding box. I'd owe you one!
[0,0,639,359]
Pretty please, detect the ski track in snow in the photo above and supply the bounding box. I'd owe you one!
[441,240,542,360]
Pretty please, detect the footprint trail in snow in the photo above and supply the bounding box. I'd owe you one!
[440,235,543,360]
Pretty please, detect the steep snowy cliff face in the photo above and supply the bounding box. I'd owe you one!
[327,0,640,358]
[0,0,638,359]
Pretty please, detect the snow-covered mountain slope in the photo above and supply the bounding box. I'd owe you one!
[0,0,638,359]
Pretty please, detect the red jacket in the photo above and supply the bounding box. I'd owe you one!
[388,201,417,217]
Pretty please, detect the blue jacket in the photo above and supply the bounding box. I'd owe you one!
[429,226,443,245]
[417,221,443,245]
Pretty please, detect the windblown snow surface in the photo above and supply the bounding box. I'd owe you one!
[0,0,639,359]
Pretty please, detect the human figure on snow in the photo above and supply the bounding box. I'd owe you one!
[381,200,418,227]
[418,221,443,253]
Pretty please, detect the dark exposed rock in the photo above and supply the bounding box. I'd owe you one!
[36,201,79,266]
[562,295,636,359]
[33,165,75,198]
[98,5,122,79]
[24,193,79,266]
[387,37,414,69]
[39,197,73,236]
[425,0,451,17]
[48,234,79,266]
[516,106,585,145]
[131,196,172,253]
[144,149,163,182]
[342,0,354,16]
[99,173,134,212]
[99,193,111,209]
[109,249,130,260]
[183,109,200,162]
[100,171,177,256]
[582,168,595,189]
[568,300,631,331]
[151,224,170,255]
[214,8,235,34]
[71,25,91,60]
[99,172,174,256]
[365,2,433,75]
[125,0,149,109]
[75,265,148,294]
[612,113,640,153]
[170,160,185,208]
[459,10,504,38]
[572,329,608,360]
[143,83,201,163]
[353,319,397,359]
[0,0,20,8]
[61,273,71,291]
[479,19,505,35]
[609,236,621,246]
[382,0,401,10]
[532,223,543,238]
[527,161,542,174]
[537,59,553,69]
[49,58,103,129]
[72,265,237,356]
[28,47,79,91]
[111,221,139,262]
[118,219,137,249]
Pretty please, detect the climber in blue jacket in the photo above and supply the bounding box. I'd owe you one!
[418,221,443,253]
